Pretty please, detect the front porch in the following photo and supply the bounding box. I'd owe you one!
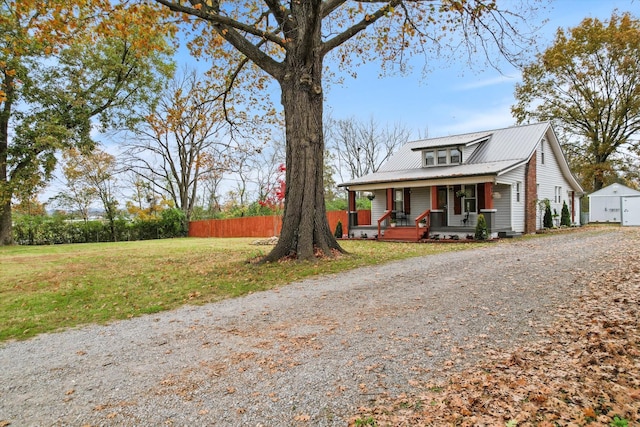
[344,182,514,242]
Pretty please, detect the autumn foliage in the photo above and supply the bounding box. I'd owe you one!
[352,230,640,426]
[258,163,286,213]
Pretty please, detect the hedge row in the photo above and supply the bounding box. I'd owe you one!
[12,209,187,245]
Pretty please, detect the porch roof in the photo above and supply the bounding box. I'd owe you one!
[339,159,520,188]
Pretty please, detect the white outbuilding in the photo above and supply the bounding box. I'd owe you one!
[588,183,640,224]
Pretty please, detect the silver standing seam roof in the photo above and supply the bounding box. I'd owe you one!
[338,122,567,188]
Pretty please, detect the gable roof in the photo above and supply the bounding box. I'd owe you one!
[589,183,640,197]
[339,122,582,193]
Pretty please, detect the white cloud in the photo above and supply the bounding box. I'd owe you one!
[454,72,522,91]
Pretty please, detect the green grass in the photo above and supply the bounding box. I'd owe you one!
[0,238,480,342]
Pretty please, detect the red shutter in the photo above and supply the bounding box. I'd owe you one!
[404,188,411,214]
[453,185,461,215]
[477,184,485,211]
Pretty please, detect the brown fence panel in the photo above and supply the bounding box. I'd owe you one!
[357,210,371,226]
[326,211,347,236]
[189,216,282,238]
[189,210,372,238]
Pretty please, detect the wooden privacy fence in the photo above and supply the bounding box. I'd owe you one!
[189,210,372,238]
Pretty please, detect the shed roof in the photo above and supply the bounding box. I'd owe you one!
[589,183,640,197]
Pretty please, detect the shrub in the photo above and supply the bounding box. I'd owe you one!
[475,213,488,240]
[159,208,187,237]
[334,220,343,238]
[543,204,553,228]
[561,201,571,226]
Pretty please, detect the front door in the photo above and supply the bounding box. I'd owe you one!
[437,186,448,226]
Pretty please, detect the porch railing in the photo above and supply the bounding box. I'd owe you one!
[377,210,392,238]
[415,209,430,240]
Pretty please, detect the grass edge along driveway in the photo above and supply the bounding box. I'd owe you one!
[0,237,483,342]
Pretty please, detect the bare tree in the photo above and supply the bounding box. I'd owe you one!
[327,116,412,181]
[56,147,120,240]
[123,69,232,222]
[154,0,543,261]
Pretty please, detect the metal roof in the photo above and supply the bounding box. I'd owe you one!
[340,122,557,188]
[340,160,522,187]
[589,183,640,197]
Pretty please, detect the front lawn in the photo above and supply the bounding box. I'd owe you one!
[0,238,475,341]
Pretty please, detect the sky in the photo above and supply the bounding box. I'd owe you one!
[41,0,640,206]
[322,0,640,139]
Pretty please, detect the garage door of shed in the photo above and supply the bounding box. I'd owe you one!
[622,196,640,226]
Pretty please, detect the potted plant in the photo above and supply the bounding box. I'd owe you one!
[418,218,426,228]
[455,189,470,198]
[390,218,397,227]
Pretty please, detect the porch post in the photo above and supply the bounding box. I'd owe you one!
[348,190,357,231]
[571,191,575,224]
[483,182,494,210]
[431,186,438,210]
[386,188,394,211]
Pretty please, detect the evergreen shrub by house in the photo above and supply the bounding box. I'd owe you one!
[543,204,553,228]
[334,220,343,239]
[561,201,571,226]
[475,213,489,240]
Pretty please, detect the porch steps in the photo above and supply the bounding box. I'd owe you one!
[380,226,424,242]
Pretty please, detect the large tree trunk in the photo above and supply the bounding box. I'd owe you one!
[0,199,11,245]
[262,74,343,262]
[0,75,13,245]
[261,7,343,262]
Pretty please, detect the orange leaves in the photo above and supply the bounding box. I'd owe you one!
[353,228,640,426]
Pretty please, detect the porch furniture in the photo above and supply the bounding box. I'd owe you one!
[461,211,470,226]
[395,211,409,226]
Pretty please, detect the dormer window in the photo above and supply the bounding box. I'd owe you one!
[450,148,461,164]
[423,147,462,167]
[425,151,435,166]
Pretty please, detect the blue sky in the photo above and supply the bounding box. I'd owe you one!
[44,0,640,205]
[322,0,640,139]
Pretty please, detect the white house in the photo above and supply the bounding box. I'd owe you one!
[588,183,640,224]
[338,122,584,240]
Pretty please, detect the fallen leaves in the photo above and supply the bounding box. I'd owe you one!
[351,228,640,426]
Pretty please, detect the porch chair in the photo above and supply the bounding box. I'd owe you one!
[461,211,470,226]
[395,211,408,226]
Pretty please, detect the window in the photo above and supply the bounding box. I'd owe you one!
[423,147,462,167]
[464,185,477,213]
[437,149,447,165]
[555,186,562,203]
[394,189,404,212]
[516,182,521,202]
[541,140,545,165]
[425,151,435,166]
[450,148,461,164]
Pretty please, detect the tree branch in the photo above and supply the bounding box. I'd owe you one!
[321,0,401,55]
[153,0,285,79]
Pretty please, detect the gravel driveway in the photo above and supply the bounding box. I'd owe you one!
[0,228,627,426]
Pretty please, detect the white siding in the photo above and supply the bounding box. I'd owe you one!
[370,187,431,225]
[497,166,527,232]
[463,144,479,161]
[371,190,387,224]
[409,187,431,223]
[536,138,577,229]
[493,183,512,230]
